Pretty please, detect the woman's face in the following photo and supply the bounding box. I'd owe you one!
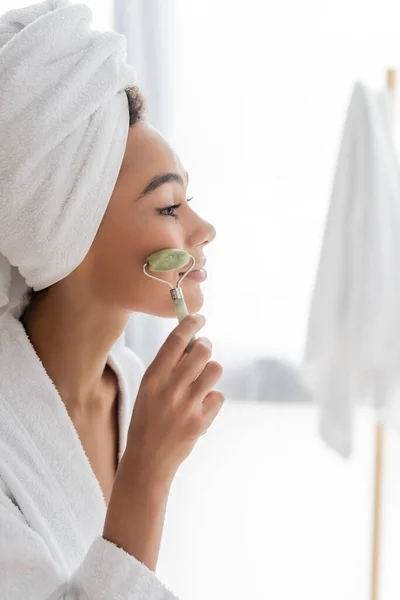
[83,122,216,318]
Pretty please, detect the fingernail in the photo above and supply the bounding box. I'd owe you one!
[198,336,212,348]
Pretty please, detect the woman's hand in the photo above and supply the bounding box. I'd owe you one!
[123,314,224,486]
[103,315,224,571]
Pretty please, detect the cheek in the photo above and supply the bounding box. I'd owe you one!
[138,223,187,282]
[130,246,203,316]
[142,221,183,253]
[92,208,195,310]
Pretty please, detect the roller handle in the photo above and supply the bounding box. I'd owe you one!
[172,297,197,352]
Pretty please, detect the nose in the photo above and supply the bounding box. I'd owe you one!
[192,216,216,249]
[206,221,217,244]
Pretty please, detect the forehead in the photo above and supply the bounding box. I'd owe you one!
[119,122,185,185]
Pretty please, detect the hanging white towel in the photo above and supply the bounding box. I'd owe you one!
[0,311,180,599]
[303,82,400,457]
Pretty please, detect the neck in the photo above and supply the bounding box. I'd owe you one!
[20,287,130,414]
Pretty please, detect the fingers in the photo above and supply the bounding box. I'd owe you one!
[201,390,225,427]
[149,314,206,378]
[171,337,213,388]
[189,360,224,402]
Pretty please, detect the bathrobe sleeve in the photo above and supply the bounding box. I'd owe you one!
[0,490,180,599]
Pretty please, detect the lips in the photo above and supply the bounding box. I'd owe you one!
[181,268,207,282]
[179,258,207,276]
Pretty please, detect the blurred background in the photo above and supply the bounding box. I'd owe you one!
[4,0,400,597]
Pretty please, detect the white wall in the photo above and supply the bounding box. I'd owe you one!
[170,0,400,371]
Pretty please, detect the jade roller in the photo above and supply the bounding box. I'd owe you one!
[143,248,198,350]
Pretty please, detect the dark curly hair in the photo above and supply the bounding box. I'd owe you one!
[23,85,146,310]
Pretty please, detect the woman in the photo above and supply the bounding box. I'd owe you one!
[0,1,224,599]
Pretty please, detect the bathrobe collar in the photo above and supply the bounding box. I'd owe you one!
[0,311,133,571]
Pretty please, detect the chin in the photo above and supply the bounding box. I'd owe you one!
[182,283,204,313]
[141,285,204,319]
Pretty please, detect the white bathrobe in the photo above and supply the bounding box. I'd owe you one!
[0,311,179,599]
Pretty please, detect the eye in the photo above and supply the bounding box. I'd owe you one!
[158,203,182,218]
[157,197,194,218]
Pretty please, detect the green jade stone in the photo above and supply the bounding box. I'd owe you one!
[146,248,190,272]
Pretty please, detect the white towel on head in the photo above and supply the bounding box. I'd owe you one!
[0,0,137,321]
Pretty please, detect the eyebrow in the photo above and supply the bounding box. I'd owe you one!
[138,172,189,199]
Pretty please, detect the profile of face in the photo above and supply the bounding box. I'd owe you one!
[79,122,216,318]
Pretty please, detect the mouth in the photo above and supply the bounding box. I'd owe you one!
[179,259,207,282]
[179,268,207,282]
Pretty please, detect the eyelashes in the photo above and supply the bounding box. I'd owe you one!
[157,196,194,218]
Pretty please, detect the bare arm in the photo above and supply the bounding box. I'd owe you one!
[102,450,172,573]
[103,314,224,575]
